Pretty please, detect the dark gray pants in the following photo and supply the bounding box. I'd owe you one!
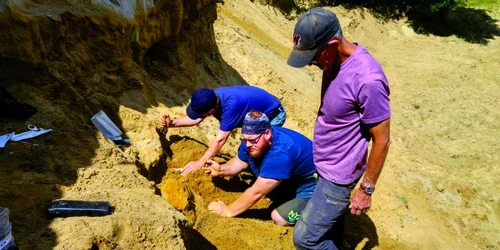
[293,176,357,249]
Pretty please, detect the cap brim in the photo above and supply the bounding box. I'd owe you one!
[287,48,318,68]
[186,103,204,120]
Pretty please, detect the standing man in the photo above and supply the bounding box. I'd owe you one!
[159,85,286,176]
[287,8,391,249]
[204,111,316,226]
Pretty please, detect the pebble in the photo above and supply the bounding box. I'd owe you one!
[437,184,445,192]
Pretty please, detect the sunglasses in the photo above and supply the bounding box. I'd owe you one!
[240,133,264,144]
[309,44,328,64]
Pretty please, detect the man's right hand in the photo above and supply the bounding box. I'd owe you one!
[157,114,171,135]
[158,114,171,128]
[204,159,221,177]
[349,188,372,215]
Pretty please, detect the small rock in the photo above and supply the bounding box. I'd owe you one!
[458,219,466,228]
[138,233,146,242]
[436,184,445,192]
[9,152,14,155]
[157,226,164,233]
[413,104,420,109]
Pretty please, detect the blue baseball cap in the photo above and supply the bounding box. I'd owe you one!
[287,8,342,68]
[186,88,217,119]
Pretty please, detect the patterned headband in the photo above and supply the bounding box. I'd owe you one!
[242,112,270,134]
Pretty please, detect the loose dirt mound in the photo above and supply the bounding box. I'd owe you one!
[49,164,188,249]
[158,137,293,249]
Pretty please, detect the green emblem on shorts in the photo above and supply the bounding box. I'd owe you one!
[313,173,318,179]
[288,210,301,223]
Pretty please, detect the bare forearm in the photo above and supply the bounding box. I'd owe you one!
[226,188,264,217]
[217,161,245,177]
[206,157,247,177]
[199,134,228,162]
[362,118,390,187]
[171,116,202,127]
[363,138,390,186]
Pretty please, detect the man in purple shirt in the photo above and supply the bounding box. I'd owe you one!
[287,8,391,249]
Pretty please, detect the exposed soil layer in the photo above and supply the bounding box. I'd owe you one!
[0,0,498,249]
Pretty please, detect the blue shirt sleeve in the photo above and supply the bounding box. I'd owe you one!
[259,153,293,180]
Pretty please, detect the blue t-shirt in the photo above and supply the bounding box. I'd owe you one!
[237,126,317,199]
[214,86,281,131]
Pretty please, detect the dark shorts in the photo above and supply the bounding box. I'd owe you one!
[275,197,309,225]
[269,105,286,126]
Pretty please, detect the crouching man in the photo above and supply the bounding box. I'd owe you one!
[204,111,317,226]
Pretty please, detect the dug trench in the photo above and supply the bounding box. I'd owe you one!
[141,132,382,250]
[145,133,295,249]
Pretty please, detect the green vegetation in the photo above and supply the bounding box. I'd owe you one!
[466,0,500,14]
[317,0,471,19]
[265,0,499,44]
[321,0,500,44]
[396,194,409,209]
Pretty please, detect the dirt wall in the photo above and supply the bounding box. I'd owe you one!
[0,0,234,248]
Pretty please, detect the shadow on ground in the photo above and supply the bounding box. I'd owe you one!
[344,213,379,250]
[408,7,500,44]
[261,0,500,45]
[339,2,499,45]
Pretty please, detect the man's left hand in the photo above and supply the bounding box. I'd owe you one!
[208,201,230,217]
[203,159,221,177]
[349,189,372,215]
[181,160,204,176]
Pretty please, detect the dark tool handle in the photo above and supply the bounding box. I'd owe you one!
[47,200,113,217]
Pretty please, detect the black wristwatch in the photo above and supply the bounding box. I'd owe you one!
[360,183,375,195]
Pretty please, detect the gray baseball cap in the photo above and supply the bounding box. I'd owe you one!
[287,8,342,68]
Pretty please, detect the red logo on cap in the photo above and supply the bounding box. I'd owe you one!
[293,34,301,48]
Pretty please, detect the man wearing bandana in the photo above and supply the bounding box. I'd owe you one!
[204,111,317,226]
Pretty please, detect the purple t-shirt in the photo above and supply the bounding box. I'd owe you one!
[314,44,391,184]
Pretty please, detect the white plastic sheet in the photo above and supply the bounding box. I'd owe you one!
[90,110,123,140]
[10,129,52,142]
[0,132,14,148]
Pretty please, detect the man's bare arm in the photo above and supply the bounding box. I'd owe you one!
[350,118,390,215]
[225,177,281,217]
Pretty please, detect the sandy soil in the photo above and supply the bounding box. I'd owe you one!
[207,1,500,249]
[0,0,499,249]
